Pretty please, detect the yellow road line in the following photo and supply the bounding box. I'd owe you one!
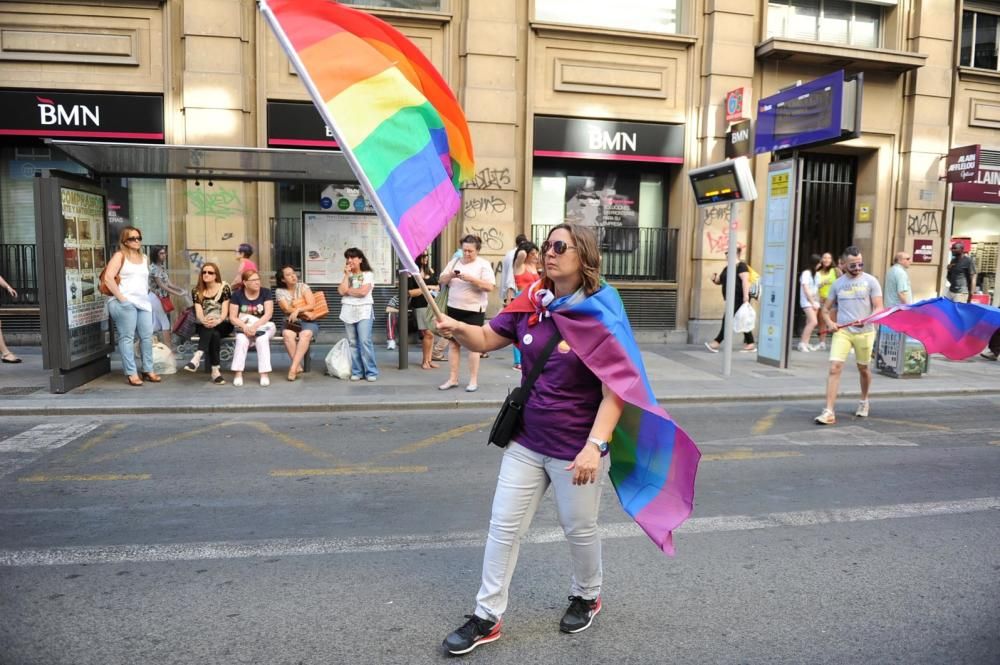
[248,422,344,464]
[86,421,236,465]
[990,441,1000,446]
[866,417,951,432]
[751,406,783,436]
[380,420,493,458]
[270,465,429,477]
[701,450,802,462]
[61,422,128,463]
[18,473,151,483]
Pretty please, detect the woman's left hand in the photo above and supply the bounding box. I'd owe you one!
[566,444,602,485]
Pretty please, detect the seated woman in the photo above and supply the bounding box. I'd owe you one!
[185,262,232,384]
[228,269,276,387]
[275,264,319,382]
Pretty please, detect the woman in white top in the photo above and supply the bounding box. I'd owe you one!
[797,253,822,352]
[437,234,496,392]
[338,247,378,381]
[104,226,158,386]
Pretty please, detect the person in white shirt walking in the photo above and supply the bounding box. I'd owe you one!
[797,253,822,352]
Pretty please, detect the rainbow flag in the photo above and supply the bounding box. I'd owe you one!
[258,0,474,272]
[507,283,701,554]
[861,297,1000,360]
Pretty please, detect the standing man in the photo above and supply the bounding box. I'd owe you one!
[944,242,976,302]
[499,233,527,305]
[815,246,883,425]
[883,251,912,307]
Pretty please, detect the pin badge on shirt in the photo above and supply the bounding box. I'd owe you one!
[557,340,571,354]
[522,333,533,346]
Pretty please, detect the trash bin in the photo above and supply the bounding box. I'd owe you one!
[875,326,928,378]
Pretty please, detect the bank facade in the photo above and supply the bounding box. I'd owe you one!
[1,0,997,344]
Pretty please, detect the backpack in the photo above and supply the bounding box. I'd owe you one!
[746,265,761,300]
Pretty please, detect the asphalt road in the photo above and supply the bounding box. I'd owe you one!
[0,395,998,665]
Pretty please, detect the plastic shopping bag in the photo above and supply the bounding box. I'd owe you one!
[325,338,353,379]
[424,286,449,337]
[151,341,178,374]
[733,302,756,334]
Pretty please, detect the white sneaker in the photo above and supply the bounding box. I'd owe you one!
[386,340,397,350]
[814,409,836,425]
[812,341,827,351]
[350,375,362,381]
[366,375,377,382]
[233,376,243,387]
[855,400,870,418]
[796,343,811,352]
[260,374,270,387]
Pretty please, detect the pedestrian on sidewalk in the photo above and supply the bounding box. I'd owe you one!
[813,252,840,350]
[0,272,21,364]
[705,242,755,353]
[510,241,540,370]
[499,233,528,306]
[981,328,1000,361]
[815,246,883,425]
[437,235,495,392]
[185,262,232,384]
[338,247,378,382]
[228,270,276,387]
[437,223,624,656]
[944,242,976,303]
[105,226,159,386]
[797,253,822,352]
[230,243,257,292]
[407,253,440,369]
[275,265,318,382]
[883,251,912,307]
[148,246,188,348]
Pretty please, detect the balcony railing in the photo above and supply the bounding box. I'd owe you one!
[0,244,38,305]
[531,225,678,282]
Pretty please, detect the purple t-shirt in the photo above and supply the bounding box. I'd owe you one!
[490,310,603,461]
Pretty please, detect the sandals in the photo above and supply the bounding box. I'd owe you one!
[184,361,198,372]
[212,374,226,385]
[421,362,439,370]
[141,372,162,383]
[438,381,458,390]
[126,375,143,386]
[1,353,22,364]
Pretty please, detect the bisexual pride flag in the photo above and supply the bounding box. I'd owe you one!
[258,0,474,273]
[508,283,701,555]
[862,297,1000,360]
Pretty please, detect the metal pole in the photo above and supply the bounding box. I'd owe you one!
[397,268,408,370]
[722,200,738,376]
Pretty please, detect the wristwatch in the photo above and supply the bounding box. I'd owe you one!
[586,436,609,453]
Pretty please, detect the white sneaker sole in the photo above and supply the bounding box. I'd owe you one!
[444,630,501,655]
[560,600,602,634]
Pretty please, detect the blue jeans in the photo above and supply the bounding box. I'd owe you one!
[108,299,154,376]
[343,314,377,378]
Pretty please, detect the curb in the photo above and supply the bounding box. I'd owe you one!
[0,386,995,417]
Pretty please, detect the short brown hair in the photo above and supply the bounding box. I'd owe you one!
[544,223,601,295]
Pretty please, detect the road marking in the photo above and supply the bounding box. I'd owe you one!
[248,422,344,464]
[866,417,951,432]
[86,421,236,465]
[381,419,493,457]
[1,496,995,567]
[700,425,918,448]
[0,421,101,478]
[701,450,802,462]
[751,406,783,436]
[270,465,428,477]
[61,423,128,463]
[18,473,151,483]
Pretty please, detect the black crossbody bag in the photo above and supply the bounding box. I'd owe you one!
[488,332,562,448]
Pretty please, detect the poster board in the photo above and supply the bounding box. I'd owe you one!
[302,211,394,285]
[757,159,798,367]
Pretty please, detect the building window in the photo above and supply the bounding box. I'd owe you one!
[534,0,682,35]
[767,1,882,49]
[961,9,1000,71]
[338,0,443,10]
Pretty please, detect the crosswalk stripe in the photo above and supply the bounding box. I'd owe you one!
[0,422,101,478]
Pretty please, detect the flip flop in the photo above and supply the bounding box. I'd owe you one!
[1,353,21,364]
[438,381,458,390]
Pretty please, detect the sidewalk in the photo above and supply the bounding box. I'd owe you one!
[0,342,996,415]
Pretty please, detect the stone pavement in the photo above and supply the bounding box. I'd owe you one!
[0,341,996,416]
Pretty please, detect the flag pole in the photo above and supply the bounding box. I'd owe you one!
[258,0,444,318]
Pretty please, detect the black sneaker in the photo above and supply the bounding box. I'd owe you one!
[442,615,501,656]
[559,595,601,634]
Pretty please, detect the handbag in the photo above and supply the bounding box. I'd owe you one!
[172,306,196,339]
[158,294,175,313]
[488,331,562,448]
[424,286,449,336]
[300,291,329,320]
[97,257,122,297]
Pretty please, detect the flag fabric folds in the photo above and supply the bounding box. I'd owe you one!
[258,0,474,272]
[861,297,1000,360]
[506,283,701,555]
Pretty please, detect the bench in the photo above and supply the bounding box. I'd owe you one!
[177,330,313,374]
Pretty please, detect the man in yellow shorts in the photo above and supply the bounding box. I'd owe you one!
[815,246,883,425]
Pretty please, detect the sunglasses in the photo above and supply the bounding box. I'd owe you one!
[201,270,216,275]
[126,236,142,242]
[541,240,577,255]
[847,262,864,270]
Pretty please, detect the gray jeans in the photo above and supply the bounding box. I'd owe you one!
[474,441,607,622]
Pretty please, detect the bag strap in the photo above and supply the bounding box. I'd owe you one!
[519,329,562,396]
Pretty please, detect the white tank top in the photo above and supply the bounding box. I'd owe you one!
[118,254,152,311]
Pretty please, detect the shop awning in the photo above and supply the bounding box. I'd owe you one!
[47,140,355,182]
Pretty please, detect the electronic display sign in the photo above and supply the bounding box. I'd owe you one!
[754,71,862,155]
[688,157,758,206]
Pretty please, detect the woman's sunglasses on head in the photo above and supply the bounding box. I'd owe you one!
[541,240,576,255]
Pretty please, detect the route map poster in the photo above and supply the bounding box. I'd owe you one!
[302,211,394,285]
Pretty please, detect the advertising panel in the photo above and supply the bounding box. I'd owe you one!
[302,211,394,285]
[757,160,798,367]
[60,187,110,363]
[0,89,163,142]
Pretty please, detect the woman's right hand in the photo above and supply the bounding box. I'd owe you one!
[116,295,128,303]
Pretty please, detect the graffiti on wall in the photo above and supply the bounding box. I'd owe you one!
[463,167,511,190]
[906,210,939,236]
[186,184,245,219]
[700,204,745,258]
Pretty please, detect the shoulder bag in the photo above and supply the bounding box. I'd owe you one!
[488,331,562,448]
[98,254,123,297]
